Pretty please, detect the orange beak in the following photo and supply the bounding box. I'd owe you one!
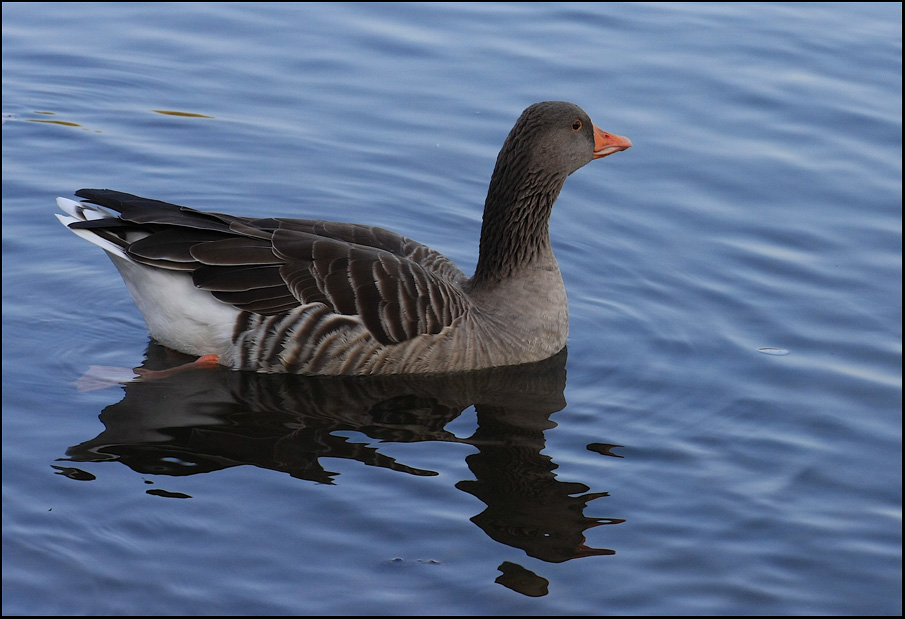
[593,125,632,159]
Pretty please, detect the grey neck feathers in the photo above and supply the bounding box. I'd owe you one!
[472,163,566,286]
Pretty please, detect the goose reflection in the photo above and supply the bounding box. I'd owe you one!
[64,343,623,570]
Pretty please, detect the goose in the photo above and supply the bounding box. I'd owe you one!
[56,101,631,375]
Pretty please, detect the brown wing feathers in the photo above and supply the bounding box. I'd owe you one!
[71,189,467,346]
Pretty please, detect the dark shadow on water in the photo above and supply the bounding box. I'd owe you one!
[61,343,624,593]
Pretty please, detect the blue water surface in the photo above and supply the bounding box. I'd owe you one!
[3,2,901,615]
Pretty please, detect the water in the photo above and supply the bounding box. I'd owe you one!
[3,2,901,615]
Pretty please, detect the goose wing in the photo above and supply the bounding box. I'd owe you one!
[71,189,470,345]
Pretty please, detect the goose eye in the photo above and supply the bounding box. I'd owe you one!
[571,120,582,131]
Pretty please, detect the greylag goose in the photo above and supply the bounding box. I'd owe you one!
[56,101,631,375]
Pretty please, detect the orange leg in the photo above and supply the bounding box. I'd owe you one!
[134,354,221,380]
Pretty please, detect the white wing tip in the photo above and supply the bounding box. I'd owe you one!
[56,196,113,222]
[55,195,128,259]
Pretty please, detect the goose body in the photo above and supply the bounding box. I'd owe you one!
[56,101,630,375]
